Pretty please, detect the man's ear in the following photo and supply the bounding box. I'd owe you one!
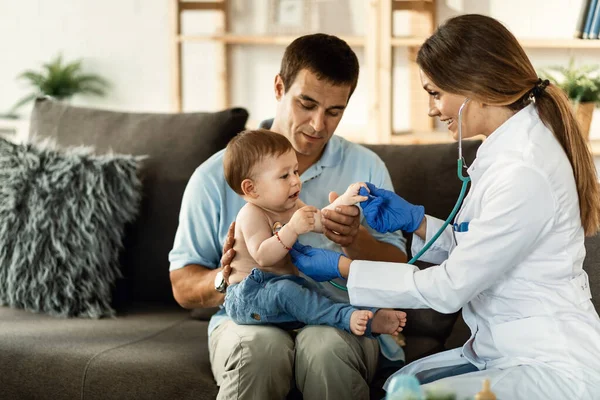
[274,74,285,100]
[241,179,258,198]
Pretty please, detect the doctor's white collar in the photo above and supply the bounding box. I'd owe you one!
[474,103,540,160]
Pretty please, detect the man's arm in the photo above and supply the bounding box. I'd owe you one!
[344,225,407,262]
[170,264,225,309]
[170,220,236,309]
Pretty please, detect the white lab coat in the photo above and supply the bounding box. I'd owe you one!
[348,104,600,399]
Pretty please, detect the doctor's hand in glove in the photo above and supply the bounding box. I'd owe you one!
[359,182,425,233]
[290,242,352,281]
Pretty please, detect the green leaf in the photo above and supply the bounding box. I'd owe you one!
[538,57,600,105]
[15,53,110,102]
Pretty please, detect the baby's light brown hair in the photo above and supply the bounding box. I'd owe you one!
[223,129,294,195]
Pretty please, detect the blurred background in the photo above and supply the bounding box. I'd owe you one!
[1,0,599,145]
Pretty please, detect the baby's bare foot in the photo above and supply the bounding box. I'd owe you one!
[371,309,407,336]
[350,310,374,336]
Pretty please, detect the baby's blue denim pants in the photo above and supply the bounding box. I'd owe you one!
[224,268,378,336]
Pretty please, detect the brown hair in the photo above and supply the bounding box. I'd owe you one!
[279,33,359,99]
[223,129,294,195]
[417,14,600,236]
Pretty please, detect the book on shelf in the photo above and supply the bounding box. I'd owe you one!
[591,0,600,39]
[583,0,600,39]
[577,0,593,38]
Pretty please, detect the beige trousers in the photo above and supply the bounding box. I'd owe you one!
[209,320,380,400]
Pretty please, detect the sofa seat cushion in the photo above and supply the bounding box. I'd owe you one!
[0,305,217,400]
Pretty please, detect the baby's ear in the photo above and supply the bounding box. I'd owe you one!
[241,179,257,198]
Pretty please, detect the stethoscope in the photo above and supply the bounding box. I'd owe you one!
[329,98,472,291]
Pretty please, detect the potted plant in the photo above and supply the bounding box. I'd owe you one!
[9,54,110,115]
[540,58,600,140]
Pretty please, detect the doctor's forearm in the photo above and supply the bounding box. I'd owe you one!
[413,216,427,240]
[338,256,352,279]
[343,226,407,262]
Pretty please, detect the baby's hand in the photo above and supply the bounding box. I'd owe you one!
[290,206,319,235]
[339,182,369,206]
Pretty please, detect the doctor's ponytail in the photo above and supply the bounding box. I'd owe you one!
[417,14,600,236]
[534,84,600,236]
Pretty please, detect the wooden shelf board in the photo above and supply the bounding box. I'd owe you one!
[178,34,365,47]
[390,36,428,47]
[519,39,600,49]
[389,131,486,145]
[391,37,600,49]
[388,131,600,156]
[589,139,600,156]
[179,1,225,12]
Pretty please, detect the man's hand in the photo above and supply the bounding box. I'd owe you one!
[221,221,236,284]
[321,191,361,247]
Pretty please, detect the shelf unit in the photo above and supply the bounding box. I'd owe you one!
[169,0,426,142]
[170,0,600,145]
[169,0,375,132]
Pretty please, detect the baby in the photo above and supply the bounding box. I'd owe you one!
[222,129,406,336]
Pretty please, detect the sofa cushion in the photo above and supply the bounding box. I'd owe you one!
[29,98,249,305]
[0,304,217,400]
[0,138,141,318]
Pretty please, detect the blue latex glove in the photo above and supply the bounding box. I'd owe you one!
[359,182,425,233]
[289,242,343,282]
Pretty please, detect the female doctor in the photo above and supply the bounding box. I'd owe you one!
[290,14,600,400]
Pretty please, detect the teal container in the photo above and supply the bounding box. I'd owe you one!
[385,374,425,400]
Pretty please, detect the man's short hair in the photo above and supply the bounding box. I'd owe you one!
[224,129,294,195]
[279,33,359,99]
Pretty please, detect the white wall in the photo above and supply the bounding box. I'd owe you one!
[0,0,172,113]
[1,0,599,139]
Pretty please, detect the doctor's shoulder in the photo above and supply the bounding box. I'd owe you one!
[485,162,556,209]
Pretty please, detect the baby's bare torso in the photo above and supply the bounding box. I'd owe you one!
[228,204,299,285]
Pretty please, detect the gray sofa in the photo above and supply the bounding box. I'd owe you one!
[1,99,598,400]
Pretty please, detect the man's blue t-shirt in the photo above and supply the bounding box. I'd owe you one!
[169,135,407,338]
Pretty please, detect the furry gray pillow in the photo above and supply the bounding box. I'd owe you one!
[0,138,141,318]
